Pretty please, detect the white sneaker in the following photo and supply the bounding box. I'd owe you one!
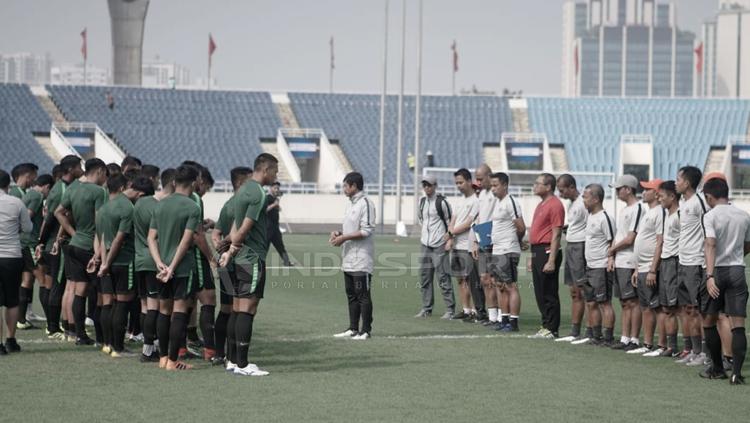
[233,364,269,376]
[627,346,651,354]
[225,360,238,372]
[333,329,357,338]
[686,352,708,367]
[26,311,46,322]
[85,317,95,327]
[555,335,576,342]
[675,351,696,364]
[571,337,591,345]
[643,348,665,357]
[440,312,454,320]
[527,328,554,339]
[128,333,144,343]
[352,332,370,340]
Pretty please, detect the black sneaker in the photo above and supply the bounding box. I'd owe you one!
[452,311,467,320]
[723,357,734,372]
[590,337,603,346]
[4,338,21,353]
[0,344,7,355]
[462,313,476,323]
[140,351,160,363]
[482,319,497,327]
[75,336,95,346]
[730,374,745,385]
[659,348,678,358]
[699,368,728,380]
[600,339,615,348]
[623,342,641,352]
[210,356,226,366]
[610,341,628,350]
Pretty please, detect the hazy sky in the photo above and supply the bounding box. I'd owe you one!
[0,0,718,95]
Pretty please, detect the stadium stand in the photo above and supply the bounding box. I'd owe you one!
[527,97,750,179]
[289,93,513,184]
[0,83,55,172]
[46,85,281,179]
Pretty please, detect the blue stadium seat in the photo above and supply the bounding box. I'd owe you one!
[0,83,55,172]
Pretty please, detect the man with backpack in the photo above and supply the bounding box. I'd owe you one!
[415,175,455,319]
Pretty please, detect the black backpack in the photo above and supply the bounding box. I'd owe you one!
[419,194,452,231]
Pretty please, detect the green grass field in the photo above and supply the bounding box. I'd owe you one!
[2,234,748,422]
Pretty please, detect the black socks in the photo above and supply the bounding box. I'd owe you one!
[235,312,255,368]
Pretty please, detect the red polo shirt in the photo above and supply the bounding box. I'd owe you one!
[530,195,565,245]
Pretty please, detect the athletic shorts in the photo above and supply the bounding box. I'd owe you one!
[702,266,748,317]
[584,267,612,303]
[636,272,660,309]
[476,248,493,275]
[192,255,215,292]
[488,254,519,284]
[110,264,136,295]
[216,267,236,305]
[21,246,36,272]
[63,244,96,284]
[614,268,637,301]
[98,274,114,295]
[678,264,708,308]
[450,250,475,279]
[158,276,192,301]
[0,257,23,308]
[234,259,266,299]
[136,271,160,299]
[564,242,586,286]
[659,256,679,307]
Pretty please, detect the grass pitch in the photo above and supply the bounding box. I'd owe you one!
[2,234,748,422]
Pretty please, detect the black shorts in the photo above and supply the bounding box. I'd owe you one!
[158,276,192,301]
[21,247,36,272]
[584,267,612,303]
[678,264,708,308]
[234,259,266,299]
[192,255,215,292]
[614,268,637,301]
[564,242,586,286]
[659,256,679,307]
[703,266,748,317]
[636,272,660,309]
[216,267,236,305]
[450,250,475,279]
[98,274,114,295]
[488,254,519,284]
[476,248,493,275]
[110,264,135,295]
[63,244,96,284]
[136,271,160,299]
[0,257,23,308]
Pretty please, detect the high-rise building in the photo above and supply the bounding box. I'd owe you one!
[701,2,750,97]
[0,53,52,85]
[142,61,191,88]
[561,0,696,97]
[50,64,110,86]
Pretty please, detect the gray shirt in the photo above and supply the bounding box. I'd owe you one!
[419,194,452,248]
[0,191,33,258]
[341,191,376,274]
[703,204,750,267]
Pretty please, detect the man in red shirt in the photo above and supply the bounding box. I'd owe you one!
[528,173,565,338]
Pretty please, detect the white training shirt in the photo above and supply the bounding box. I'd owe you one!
[614,201,644,269]
[660,209,680,259]
[585,209,616,269]
[703,204,750,267]
[633,204,664,273]
[476,188,496,224]
[679,193,709,266]
[491,194,523,256]
[565,195,587,243]
[452,194,479,251]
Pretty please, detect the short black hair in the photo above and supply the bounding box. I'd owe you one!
[658,180,680,200]
[130,176,155,196]
[0,169,10,190]
[160,168,177,188]
[121,155,142,169]
[140,164,160,180]
[60,155,82,174]
[174,165,199,186]
[107,174,128,194]
[123,168,140,181]
[202,168,215,187]
[85,158,107,175]
[343,172,364,190]
[703,177,729,200]
[540,173,556,189]
[585,183,604,202]
[678,166,702,190]
[52,164,64,180]
[557,173,576,189]
[253,153,279,171]
[107,163,122,178]
[180,160,206,181]
[11,163,39,181]
[34,174,54,189]
[490,172,509,185]
[230,166,253,189]
[454,168,472,182]
[271,181,281,187]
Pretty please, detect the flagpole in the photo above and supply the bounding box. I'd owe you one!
[329,37,334,94]
[395,0,406,230]
[208,56,211,91]
[413,0,423,224]
[378,0,389,235]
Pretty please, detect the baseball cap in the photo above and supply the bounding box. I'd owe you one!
[609,174,639,190]
[421,175,437,186]
[703,171,727,182]
[639,178,663,190]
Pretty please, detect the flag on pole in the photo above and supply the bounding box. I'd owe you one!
[209,34,217,63]
[330,36,335,70]
[81,28,87,61]
[451,40,458,72]
[694,42,703,74]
